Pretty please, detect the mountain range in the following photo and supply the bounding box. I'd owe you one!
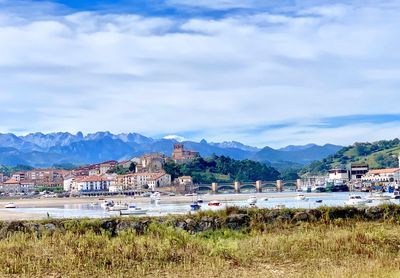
[0,132,343,168]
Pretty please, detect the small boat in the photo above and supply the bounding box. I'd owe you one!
[262,197,269,201]
[150,192,161,204]
[107,203,128,211]
[120,204,148,215]
[247,196,257,205]
[196,197,204,203]
[295,194,306,201]
[4,203,17,208]
[391,191,400,200]
[190,202,201,211]
[275,204,286,209]
[315,199,323,203]
[345,194,368,206]
[366,193,391,201]
[100,200,114,209]
[249,203,257,208]
[208,200,221,206]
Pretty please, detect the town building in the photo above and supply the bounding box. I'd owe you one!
[349,164,369,180]
[171,143,199,163]
[12,172,27,181]
[176,176,193,186]
[117,172,171,190]
[328,163,369,181]
[0,179,34,193]
[63,175,76,192]
[25,169,68,187]
[361,168,400,183]
[72,175,115,192]
[328,167,349,181]
[136,154,166,173]
[72,160,118,176]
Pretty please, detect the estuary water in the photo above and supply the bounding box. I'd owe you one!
[1,192,399,219]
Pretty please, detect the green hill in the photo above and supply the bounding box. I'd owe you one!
[301,139,400,175]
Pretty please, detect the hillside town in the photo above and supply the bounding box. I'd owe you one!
[0,143,197,196]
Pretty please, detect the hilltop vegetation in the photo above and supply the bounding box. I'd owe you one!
[164,155,280,183]
[301,138,400,175]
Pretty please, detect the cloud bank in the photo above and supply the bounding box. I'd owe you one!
[0,0,399,147]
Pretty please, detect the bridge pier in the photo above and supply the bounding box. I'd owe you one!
[277,180,283,192]
[256,180,262,193]
[234,181,241,193]
[211,182,218,194]
[296,179,302,191]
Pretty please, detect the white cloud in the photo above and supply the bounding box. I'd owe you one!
[166,0,257,9]
[0,1,399,147]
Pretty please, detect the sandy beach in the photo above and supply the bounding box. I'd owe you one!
[0,192,329,221]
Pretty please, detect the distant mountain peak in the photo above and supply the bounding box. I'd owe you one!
[0,132,342,168]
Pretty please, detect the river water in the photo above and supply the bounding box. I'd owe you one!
[2,192,399,219]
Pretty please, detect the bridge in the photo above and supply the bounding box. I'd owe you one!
[195,179,302,193]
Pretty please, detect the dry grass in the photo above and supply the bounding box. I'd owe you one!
[0,220,399,277]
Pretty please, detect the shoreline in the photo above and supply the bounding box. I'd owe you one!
[0,192,330,221]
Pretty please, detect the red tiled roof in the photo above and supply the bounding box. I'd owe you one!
[367,168,400,175]
[3,179,20,184]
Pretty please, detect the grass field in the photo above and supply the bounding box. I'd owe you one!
[0,218,400,277]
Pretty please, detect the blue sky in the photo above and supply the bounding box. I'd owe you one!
[0,0,400,147]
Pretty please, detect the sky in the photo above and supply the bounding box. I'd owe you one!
[0,0,400,148]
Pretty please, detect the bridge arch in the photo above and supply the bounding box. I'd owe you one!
[196,185,212,193]
[240,183,257,193]
[260,182,278,192]
[282,181,298,191]
[217,184,235,193]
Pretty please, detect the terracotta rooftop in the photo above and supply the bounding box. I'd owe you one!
[367,168,400,175]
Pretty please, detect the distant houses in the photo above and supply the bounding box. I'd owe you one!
[0,144,202,194]
[327,153,400,185]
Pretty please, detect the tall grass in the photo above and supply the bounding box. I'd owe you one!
[0,220,400,277]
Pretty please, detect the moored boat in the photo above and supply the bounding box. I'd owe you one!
[208,200,221,206]
[247,196,257,205]
[107,203,128,211]
[275,204,286,209]
[295,194,307,201]
[190,201,201,211]
[100,200,114,209]
[150,192,161,204]
[345,194,368,206]
[366,193,391,201]
[120,204,148,215]
[4,202,17,208]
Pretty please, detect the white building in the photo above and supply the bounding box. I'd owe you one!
[72,176,115,192]
[328,168,349,181]
[361,168,400,183]
[117,172,171,190]
[63,175,76,192]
